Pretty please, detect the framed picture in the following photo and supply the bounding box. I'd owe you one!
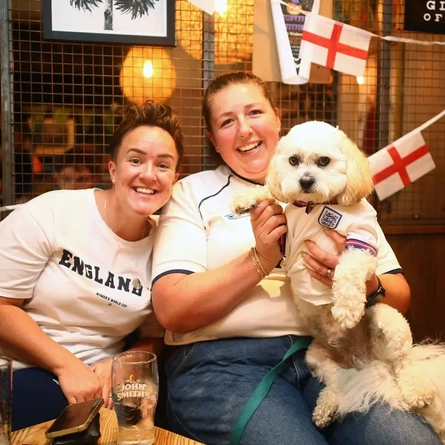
[42,0,176,46]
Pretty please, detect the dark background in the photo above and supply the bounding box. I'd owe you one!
[404,0,445,34]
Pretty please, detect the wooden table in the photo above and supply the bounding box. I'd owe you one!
[12,407,205,444]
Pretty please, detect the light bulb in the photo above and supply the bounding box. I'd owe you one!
[143,60,153,78]
[215,0,227,15]
[356,75,364,85]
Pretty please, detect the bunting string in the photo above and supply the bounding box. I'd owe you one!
[274,0,445,46]
[380,36,445,46]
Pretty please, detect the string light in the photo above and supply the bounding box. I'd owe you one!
[215,0,228,15]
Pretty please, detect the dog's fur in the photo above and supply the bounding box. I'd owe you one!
[231,121,445,441]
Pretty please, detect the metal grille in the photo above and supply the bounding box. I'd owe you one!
[1,0,444,227]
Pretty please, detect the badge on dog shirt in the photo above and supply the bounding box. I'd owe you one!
[318,206,342,229]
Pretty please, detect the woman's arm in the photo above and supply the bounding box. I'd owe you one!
[373,273,410,314]
[152,256,263,333]
[152,200,286,333]
[302,228,411,314]
[0,297,102,404]
[0,204,102,404]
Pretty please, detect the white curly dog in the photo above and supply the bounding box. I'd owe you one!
[231,120,445,441]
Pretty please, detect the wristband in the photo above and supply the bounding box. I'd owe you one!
[365,276,386,308]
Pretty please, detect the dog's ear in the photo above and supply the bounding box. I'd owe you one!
[337,131,374,206]
[265,146,286,202]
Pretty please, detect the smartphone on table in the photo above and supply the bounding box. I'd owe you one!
[45,398,104,439]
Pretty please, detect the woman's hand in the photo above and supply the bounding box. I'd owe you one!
[90,357,114,409]
[303,228,381,296]
[303,227,345,287]
[56,360,102,405]
[250,199,287,273]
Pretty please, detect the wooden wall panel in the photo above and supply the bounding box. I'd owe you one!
[385,232,445,342]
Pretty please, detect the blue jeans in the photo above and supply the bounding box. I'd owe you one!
[165,336,441,445]
[12,368,68,431]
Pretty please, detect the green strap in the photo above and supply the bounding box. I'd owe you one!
[229,336,312,445]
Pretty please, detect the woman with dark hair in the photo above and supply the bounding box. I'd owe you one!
[0,100,183,430]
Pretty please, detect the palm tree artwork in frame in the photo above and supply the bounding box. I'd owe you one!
[42,0,175,46]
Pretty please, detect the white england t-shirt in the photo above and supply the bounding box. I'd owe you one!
[0,189,161,369]
[152,165,402,346]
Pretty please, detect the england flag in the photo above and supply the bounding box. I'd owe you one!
[368,131,436,201]
[300,13,372,77]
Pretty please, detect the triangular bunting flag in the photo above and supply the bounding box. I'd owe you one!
[300,13,372,77]
[368,131,436,201]
[186,0,215,15]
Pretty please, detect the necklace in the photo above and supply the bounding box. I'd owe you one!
[103,196,148,290]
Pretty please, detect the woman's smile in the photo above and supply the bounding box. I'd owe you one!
[134,187,156,195]
[237,141,262,153]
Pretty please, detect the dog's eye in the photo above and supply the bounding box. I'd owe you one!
[317,157,331,167]
[289,156,300,166]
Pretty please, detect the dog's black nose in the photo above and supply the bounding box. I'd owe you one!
[299,176,315,191]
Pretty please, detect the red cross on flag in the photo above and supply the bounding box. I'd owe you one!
[368,131,436,201]
[300,13,372,77]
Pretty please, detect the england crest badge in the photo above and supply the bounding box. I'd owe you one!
[318,206,342,229]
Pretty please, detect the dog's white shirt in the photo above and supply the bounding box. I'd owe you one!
[284,199,379,306]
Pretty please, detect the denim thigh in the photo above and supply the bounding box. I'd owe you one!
[165,336,327,445]
[303,376,442,445]
[12,367,68,430]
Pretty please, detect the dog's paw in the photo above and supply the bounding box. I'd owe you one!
[402,388,436,409]
[312,388,339,429]
[331,281,366,330]
[330,303,365,330]
[397,372,436,409]
[230,187,272,215]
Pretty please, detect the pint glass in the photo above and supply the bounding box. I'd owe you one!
[0,357,12,445]
[112,351,158,445]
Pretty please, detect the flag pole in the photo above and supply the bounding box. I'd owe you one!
[0,204,22,213]
[415,109,445,133]
[383,109,445,148]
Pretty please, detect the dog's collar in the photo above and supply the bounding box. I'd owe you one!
[293,200,338,214]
